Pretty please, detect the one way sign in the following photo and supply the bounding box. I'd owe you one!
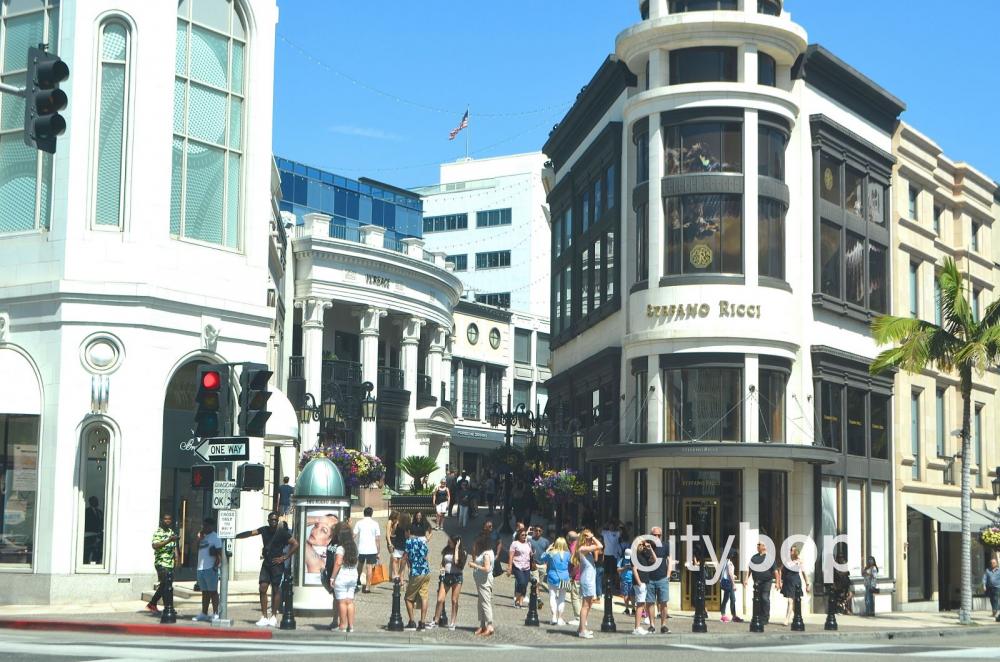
[193,437,250,463]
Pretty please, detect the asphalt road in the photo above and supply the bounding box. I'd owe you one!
[4,629,1000,661]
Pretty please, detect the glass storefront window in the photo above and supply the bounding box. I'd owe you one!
[0,414,40,566]
[633,470,647,534]
[759,368,786,442]
[664,365,742,442]
[665,194,743,276]
[79,425,111,569]
[758,470,786,543]
[758,125,786,181]
[665,121,742,174]
[758,198,786,281]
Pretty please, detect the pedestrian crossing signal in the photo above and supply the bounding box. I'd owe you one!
[191,464,214,490]
[237,463,265,491]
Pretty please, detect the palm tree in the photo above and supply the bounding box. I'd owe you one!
[398,455,440,493]
[870,257,1000,624]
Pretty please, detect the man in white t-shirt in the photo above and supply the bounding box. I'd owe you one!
[194,517,223,622]
[353,507,381,593]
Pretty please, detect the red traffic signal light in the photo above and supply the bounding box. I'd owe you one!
[201,370,222,391]
[191,464,215,490]
[194,364,229,437]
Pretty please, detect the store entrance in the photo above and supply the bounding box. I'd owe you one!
[682,497,720,611]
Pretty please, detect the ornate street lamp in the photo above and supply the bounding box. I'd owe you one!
[489,392,536,534]
[992,466,1000,500]
[360,381,377,422]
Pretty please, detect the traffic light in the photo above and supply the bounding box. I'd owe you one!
[238,363,272,437]
[237,463,265,491]
[194,364,229,438]
[23,44,69,154]
[191,464,215,490]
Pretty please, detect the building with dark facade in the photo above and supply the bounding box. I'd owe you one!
[543,0,904,616]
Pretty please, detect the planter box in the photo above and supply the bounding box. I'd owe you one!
[389,494,434,516]
[356,486,389,513]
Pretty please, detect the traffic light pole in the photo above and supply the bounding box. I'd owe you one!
[0,82,24,97]
[215,460,233,627]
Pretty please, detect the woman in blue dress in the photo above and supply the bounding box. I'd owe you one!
[570,528,603,639]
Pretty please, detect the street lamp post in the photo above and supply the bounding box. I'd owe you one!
[489,391,533,535]
[297,381,376,449]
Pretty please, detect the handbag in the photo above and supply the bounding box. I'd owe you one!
[492,555,505,577]
[370,563,389,587]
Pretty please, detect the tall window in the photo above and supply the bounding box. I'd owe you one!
[907,186,918,220]
[759,198,786,280]
[605,230,615,302]
[0,414,40,566]
[462,365,480,419]
[870,394,889,460]
[910,391,921,480]
[78,424,111,569]
[819,381,842,450]
[971,220,981,252]
[635,128,649,183]
[536,335,550,366]
[975,404,984,487]
[909,261,919,318]
[973,287,982,323]
[173,0,247,248]
[664,361,742,442]
[935,387,946,457]
[669,47,737,85]
[758,52,776,87]
[580,245,590,317]
[759,367,786,442]
[664,121,742,174]
[758,125,786,180]
[933,204,942,235]
[665,194,742,275]
[0,0,59,233]
[635,203,648,283]
[632,367,648,443]
[485,367,503,410]
[93,21,130,228]
[934,274,943,325]
[514,329,531,364]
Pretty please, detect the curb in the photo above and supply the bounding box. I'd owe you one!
[0,618,273,640]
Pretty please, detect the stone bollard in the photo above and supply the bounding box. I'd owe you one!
[160,569,177,624]
[824,585,838,631]
[279,561,296,630]
[600,574,616,632]
[525,578,541,627]
[749,581,764,633]
[386,578,405,631]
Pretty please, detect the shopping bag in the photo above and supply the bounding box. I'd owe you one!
[370,563,389,587]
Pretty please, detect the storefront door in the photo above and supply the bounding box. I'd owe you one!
[682,497,720,611]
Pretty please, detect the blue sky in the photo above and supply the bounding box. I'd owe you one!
[272,1,1000,189]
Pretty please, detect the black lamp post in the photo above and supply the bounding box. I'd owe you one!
[297,380,376,448]
[489,392,535,535]
[992,466,1000,500]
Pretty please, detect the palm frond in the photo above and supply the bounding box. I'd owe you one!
[870,315,930,346]
[938,258,973,336]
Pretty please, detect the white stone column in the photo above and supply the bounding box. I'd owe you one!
[297,298,331,450]
[647,361,663,443]
[443,335,454,405]
[359,307,386,453]
[455,360,464,419]
[649,0,667,19]
[428,325,445,406]
[745,354,760,443]
[648,105,665,282]
[400,316,424,459]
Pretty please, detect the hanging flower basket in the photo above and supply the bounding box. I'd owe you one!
[299,445,385,489]
[980,525,1000,549]
[532,469,586,505]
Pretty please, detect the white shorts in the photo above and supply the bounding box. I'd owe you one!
[392,548,405,559]
[334,568,359,600]
[435,501,449,515]
[634,583,647,603]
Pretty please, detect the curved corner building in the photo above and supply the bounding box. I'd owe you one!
[543,0,905,614]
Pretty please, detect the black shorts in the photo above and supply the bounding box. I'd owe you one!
[358,554,378,566]
[442,573,463,587]
[259,560,284,588]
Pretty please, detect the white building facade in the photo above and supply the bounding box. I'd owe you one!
[545,0,905,616]
[0,0,290,604]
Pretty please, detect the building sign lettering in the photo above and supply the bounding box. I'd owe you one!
[647,301,762,320]
[365,274,391,288]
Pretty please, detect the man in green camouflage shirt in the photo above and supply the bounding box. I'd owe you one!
[145,513,179,614]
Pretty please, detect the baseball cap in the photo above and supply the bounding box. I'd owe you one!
[624,548,632,558]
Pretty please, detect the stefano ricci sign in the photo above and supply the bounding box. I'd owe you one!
[647,301,762,321]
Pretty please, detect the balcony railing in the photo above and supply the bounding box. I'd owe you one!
[330,224,362,243]
[378,366,405,390]
[383,236,405,253]
[322,359,363,385]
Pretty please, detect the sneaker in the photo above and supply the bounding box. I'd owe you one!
[648,626,656,633]
[720,615,730,623]
[557,619,567,626]
[448,624,457,630]
[417,622,426,631]
[660,625,670,634]
[404,620,417,631]
[425,621,438,629]
[192,614,210,622]
[268,615,277,627]
[641,616,650,626]
[145,603,160,615]
[733,616,744,623]
[211,614,220,621]
[255,616,270,627]
[550,620,558,625]
[578,630,594,639]
[567,619,580,626]
[346,626,353,633]
[632,627,649,636]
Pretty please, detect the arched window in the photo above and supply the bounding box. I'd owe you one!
[0,0,59,234]
[93,20,130,228]
[172,0,246,249]
[78,423,112,570]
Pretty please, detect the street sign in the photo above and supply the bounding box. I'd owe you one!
[217,509,237,539]
[212,480,240,509]
[192,437,250,463]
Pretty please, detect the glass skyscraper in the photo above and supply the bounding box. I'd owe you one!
[276,157,423,244]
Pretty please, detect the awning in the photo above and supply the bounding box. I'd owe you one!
[450,426,505,451]
[586,441,839,464]
[264,387,300,443]
[908,504,995,533]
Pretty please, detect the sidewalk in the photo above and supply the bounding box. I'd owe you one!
[2,510,999,645]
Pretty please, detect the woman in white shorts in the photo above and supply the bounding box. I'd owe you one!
[433,480,450,531]
[388,512,410,580]
[327,527,359,632]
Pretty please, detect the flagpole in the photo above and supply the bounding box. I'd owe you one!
[465,106,470,160]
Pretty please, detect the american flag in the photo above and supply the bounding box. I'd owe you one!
[449,110,469,140]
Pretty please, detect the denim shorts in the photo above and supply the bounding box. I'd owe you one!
[196,567,219,592]
[646,577,669,603]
